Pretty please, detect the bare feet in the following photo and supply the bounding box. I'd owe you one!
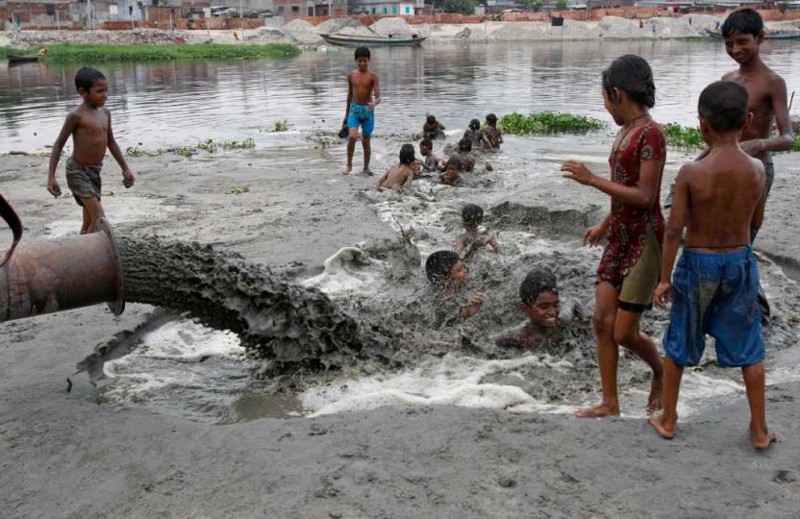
[575,401,620,418]
[342,165,352,175]
[649,415,675,440]
[362,168,373,176]
[647,373,663,415]
[750,423,777,450]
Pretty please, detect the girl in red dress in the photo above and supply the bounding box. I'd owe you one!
[561,55,667,418]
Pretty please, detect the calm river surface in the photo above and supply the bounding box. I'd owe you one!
[1,39,798,154]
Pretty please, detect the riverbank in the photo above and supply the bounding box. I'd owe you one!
[1,148,799,516]
[2,14,799,50]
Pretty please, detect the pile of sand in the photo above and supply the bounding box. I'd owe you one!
[317,17,363,34]
[370,17,418,36]
[282,18,324,44]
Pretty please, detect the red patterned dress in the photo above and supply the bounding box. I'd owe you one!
[597,121,666,285]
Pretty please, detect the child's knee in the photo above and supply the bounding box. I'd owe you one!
[592,310,614,336]
[613,326,637,347]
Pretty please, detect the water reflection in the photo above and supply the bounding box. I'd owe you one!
[0,40,797,153]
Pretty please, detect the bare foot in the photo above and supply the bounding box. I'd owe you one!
[646,373,663,415]
[649,415,675,440]
[342,165,352,175]
[750,424,777,450]
[575,401,620,418]
[362,168,373,176]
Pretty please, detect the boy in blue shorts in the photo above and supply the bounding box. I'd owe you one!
[342,46,381,175]
[651,81,774,449]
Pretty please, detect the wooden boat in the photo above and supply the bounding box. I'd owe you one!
[704,28,800,40]
[7,55,39,65]
[320,33,427,47]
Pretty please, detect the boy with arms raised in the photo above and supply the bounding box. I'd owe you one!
[651,81,774,450]
[342,46,381,175]
[47,67,135,234]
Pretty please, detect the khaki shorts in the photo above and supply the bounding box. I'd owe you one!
[618,224,661,313]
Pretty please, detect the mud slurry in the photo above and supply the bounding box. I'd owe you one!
[117,236,375,373]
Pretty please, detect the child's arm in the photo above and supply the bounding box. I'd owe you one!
[106,109,134,187]
[654,167,689,308]
[47,112,79,197]
[561,158,662,209]
[402,168,414,188]
[584,213,611,246]
[460,291,486,320]
[751,171,767,240]
[375,170,390,189]
[368,73,381,110]
[741,76,795,155]
[489,237,501,253]
[343,73,353,127]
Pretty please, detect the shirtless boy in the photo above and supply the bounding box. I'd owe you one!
[47,66,135,234]
[419,139,445,173]
[375,144,418,190]
[651,81,774,450]
[495,268,561,350]
[342,46,381,175]
[454,203,500,260]
[425,250,486,322]
[484,113,503,149]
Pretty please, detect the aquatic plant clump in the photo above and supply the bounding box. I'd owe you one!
[37,43,299,63]
[498,112,604,135]
[662,122,704,149]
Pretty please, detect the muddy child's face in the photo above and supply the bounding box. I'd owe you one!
[724,31,761,64]
[420,145,431,156]
[450,261,468,284]
[356,57,369,72]
[445,166,459,180]
[524,291,560,328]
[81,80,108,107]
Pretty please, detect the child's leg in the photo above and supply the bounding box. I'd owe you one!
[741,362,776,449]
[614,310,664,413]
[649,355,683,440]
[362,135,371,173]
[344,128,358,175]
[576,281,620,418]
[80,197,105,234]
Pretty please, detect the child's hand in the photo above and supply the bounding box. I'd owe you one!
[469,292,487,307]
[653,282,671,308]
[47,178,62,198]
[122,170,135,188]
[367,102,375,111]
[583,224,607,246]
[561,160,595,185]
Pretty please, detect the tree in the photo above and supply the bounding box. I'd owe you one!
[555,0,568,10]
[442,0,478,14]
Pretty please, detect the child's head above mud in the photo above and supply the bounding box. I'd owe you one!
[399,143,415,165]
[485,113,498,127]
[601,55,656,111]
[722,8,763,38]
[425,250,467,287]
[426,115,437,125]
[519,267,560,328]
[461,203,484,230]
[419,138,433,155]
[445,155,462,175]
[74,66,106,94]
[698,81,749,134]
[458,138,472,153]
[469,119,481,131]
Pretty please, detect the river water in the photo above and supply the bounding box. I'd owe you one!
[3,40,799,423]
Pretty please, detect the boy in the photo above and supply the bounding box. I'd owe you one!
[454,203,500,260]
[342,47,381,175]
[425,250,486,321]
[47,67,135,234]
[419,139,445,173]
[375,144,417,190]
[464,118,490,149]
[440,156,463,186]
[423,115,446,140]
[456,138,476,173]
[495,268,561,350]
[651,81,774,450]
[484,113,503,149]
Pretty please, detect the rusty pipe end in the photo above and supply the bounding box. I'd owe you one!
[95,217,125,316]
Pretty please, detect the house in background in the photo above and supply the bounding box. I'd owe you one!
[349,0,423,15]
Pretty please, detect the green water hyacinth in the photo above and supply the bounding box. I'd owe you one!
[662,122,704,149]
[499,112,604,135]
[31,43,299,63]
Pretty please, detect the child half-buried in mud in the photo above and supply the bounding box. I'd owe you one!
[495,267,563,350]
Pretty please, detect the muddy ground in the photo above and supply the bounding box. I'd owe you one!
[1,150,800,518]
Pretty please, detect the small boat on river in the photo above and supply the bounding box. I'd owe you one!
[320,33,427,47]
[7,55,39,65]
[704,28,800,40]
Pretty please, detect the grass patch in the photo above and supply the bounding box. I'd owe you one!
[37,43,299,63]
[0,47,30,59]
[499,112,604,135]
[662,123,704,149]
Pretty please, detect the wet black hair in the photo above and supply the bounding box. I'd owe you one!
[458,138,472,152]
[426,115,436,124]
[446,155,462,171]
[425,250,461,285]
[420,138,433,149]
[354,46,370,60]
[486,113,498,125]
[520,267,558,305]
[722,8,763,38]
[461,204,484,228]
[469,119,481,130]
[602,55,656,109]
[75,66,106,92]
[698,81,748,133]
[399,143,415,165]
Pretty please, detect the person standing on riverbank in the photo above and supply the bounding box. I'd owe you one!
[47,66,135,234]
[561,55,665,418]
[342,46,381,175]
[651,81,774,449]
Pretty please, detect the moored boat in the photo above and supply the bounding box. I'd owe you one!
[320,33,427,47]
[7,55,39,65]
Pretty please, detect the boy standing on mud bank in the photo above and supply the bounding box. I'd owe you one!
[342,46,381,175]
[651,81,774,450]
[47,67,134,234]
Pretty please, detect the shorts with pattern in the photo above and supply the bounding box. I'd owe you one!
[66,157,102,207]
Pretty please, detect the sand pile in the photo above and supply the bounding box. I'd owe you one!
[370,17,418,36]
[282,18,324,44]
[317,17,364,34]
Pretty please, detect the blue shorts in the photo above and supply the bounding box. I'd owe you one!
[663,247,764,368]
[346,102,374,137]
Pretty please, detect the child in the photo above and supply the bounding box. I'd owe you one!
[456,138,476,173]
[495,267,561,349]
[484,113,503,149]
[425,250,486,321]
[440,156,463,186]
[454,203,500,260]
[561,55,665,418]
[419,139,446,173]
[342,46,381,175]
[651,81,773,449]
[423,115,446,140]
[47,67,135,234]
[463,118,490,149]
[375,144,417,190]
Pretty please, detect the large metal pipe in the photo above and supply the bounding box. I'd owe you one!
[0,212,125,323]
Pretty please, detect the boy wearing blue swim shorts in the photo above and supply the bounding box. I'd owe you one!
[341,46,381,176]
[651,81,775,450]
